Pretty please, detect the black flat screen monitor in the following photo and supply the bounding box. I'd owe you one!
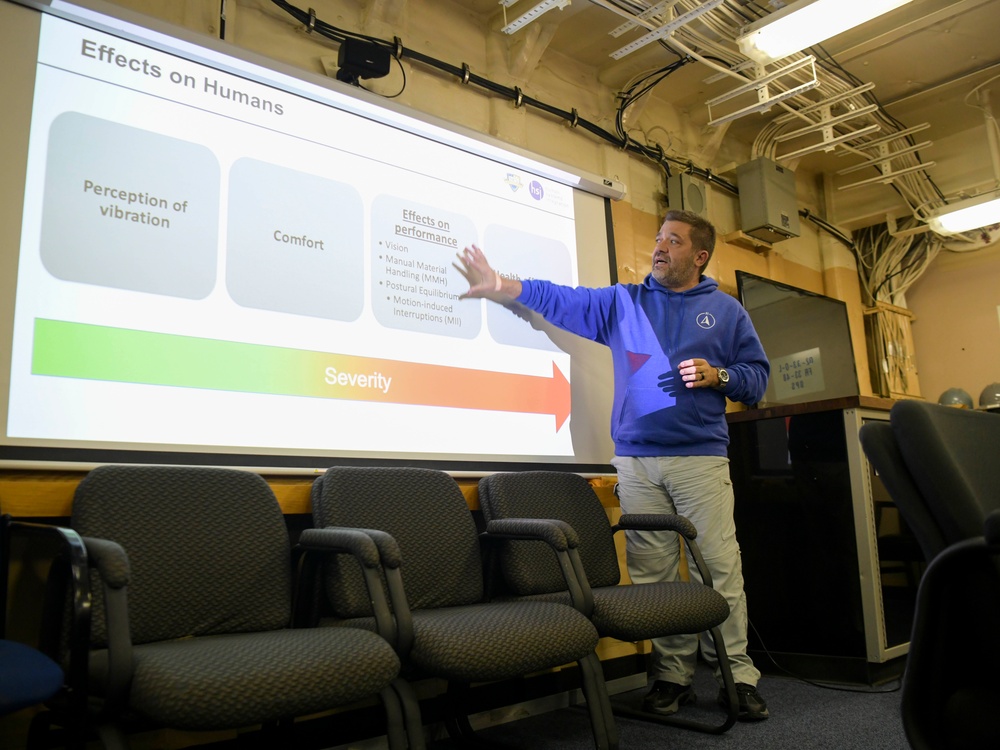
[736,270,860,407]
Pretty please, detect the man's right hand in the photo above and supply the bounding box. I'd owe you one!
[454,244,521,301]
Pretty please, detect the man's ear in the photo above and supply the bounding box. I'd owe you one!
[695,249,710,268]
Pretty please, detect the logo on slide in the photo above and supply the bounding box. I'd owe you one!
[696,312,716,329]
[505,173,523,192]
[529,180,544,200]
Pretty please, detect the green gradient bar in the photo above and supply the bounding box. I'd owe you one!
[31,318,375,399]
[30,318,570,425]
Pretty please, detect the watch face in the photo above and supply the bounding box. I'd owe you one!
[719,368,730,384]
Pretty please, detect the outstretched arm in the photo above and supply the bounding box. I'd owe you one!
[454,244,523,302]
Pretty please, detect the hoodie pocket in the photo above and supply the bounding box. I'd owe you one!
[615,385,676,444]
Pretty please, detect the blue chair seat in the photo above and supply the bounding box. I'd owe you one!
[0,639,63,716]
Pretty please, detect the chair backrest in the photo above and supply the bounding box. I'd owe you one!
[858,419,947,561]
[478,471,621,595]
[900,512,1000,749]
[71,465,292,645]
[890,400,1000,548]
[312,467,484,616]
[861,402,1000,749]
[1,515,66,716]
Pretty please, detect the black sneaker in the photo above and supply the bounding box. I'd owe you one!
[641,680,696,716]
[718,682,769,721]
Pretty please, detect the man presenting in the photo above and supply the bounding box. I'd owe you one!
[456,209,770,721]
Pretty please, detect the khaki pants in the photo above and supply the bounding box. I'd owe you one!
[611,454,761,687]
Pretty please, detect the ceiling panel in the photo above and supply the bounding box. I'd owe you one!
[458,0,1000,225]
[466,0,1000,157]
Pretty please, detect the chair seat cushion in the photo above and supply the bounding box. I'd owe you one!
[408,601,599,683]
[92,628,399,730]
[590,582,730,641]
[0,640,63,716]
[496,581,731,643]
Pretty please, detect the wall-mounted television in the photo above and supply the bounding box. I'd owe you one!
[736,270,860,407]
[0,0,623,474]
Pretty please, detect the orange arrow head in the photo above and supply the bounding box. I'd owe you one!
[380,357,571,431]
[551,361,571,431]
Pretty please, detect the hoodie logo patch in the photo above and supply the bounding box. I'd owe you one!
[696,312,716,329]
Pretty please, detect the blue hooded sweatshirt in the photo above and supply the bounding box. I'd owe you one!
[517,274,769,457]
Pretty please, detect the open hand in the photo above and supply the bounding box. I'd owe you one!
[454,244,502,300]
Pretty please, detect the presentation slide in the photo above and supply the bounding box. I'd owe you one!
[0,0,619,472]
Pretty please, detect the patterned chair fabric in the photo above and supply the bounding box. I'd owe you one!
[311,466,619,749]
[478,470,738,733]
[67,465,410,748]
[859,400,1000,750]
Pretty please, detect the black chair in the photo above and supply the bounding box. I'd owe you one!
[889,400,1000,549]
[477,470,737,733]
[1,515,67,718]
[859,419,947,562]
[310,466,619,750]
[859,400,1000,749]
[0,641,63,717]
[902,510,1000,750]
[37,464,417,750]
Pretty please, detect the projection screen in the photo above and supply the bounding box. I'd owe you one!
[0,0,624,474]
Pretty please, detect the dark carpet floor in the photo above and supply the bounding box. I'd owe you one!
[432,667,907,750]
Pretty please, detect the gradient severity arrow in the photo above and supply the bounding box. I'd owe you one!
[31,319,572,430]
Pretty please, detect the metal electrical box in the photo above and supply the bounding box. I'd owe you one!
[736,157,800,243]
[666,172,707,216]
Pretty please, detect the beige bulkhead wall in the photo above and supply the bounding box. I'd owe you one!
[96,0,875,398]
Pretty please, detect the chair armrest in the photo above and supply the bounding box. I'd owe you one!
[614,513,716,588]
[484,517,580,551]
[296,527,413,658]
[483,518,594,616]
[82,537,130,590]
[298,527,382,568]
[614,512,698,539]
[355,528,403,569]
[80,536,133,717]
[352,528,412,655]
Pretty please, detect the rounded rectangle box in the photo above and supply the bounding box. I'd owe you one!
[226,157,365,321]
[40,111,220,299]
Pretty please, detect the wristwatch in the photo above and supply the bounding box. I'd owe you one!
[716,367,730,387]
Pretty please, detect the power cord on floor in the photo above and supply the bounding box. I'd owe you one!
[748,618,902,694]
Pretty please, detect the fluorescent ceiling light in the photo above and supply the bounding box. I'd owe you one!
[927,192,1000,235]
[737,0,915,65]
